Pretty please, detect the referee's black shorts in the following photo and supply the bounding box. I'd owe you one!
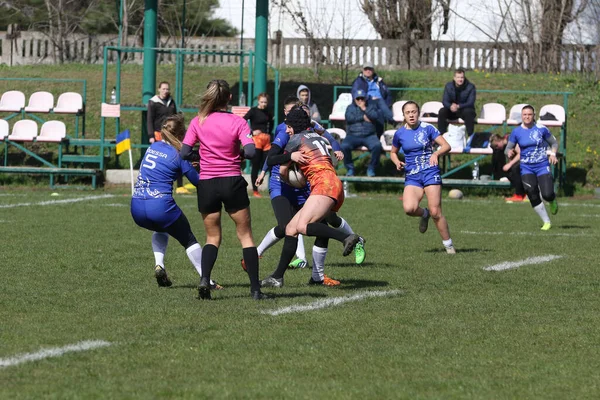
[197,176,249,214]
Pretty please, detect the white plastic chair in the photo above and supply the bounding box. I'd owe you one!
[25,91,54,113]
[326,127,346,142]
[380,129,396,152]
[53,92,83,114]
[537,104,565,127]
[420,101,444,123]
[0,91,26,112]
[477,103,506,125]
[506,104,527,126]
[37,120,66,142]
[328,93,353,121]
[8,120,38,141]
[0,119,9,140]
[392,100,408,122]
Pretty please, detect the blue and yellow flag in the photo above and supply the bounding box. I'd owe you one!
[116,130,131,155]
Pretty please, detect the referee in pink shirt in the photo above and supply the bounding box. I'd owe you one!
[181,79,268,300]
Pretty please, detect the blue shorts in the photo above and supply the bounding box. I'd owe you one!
[520,161,551,177]
[130,197,182,231]
[405,167,442,188]
[269,174,309,208]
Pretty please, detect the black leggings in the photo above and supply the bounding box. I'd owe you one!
[163,213,198,249]
[522,173,555,208]
[271,196,300,238]
[251,149,266,191]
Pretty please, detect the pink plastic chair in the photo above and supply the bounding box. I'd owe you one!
[37,120,66,142]
[420,101,444,123]
[537,104,565,127]
[477,103,506,125]
[25,91,54,113]
[53,92,83,114]
[0,91,26,112]
[392,100,408,122]
[8,120,38,141]
[0,119,9,140]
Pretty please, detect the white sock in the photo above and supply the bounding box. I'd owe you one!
[152,232,169,268]
[422,208,430,218]
[312,246,328,281]
[185,243,203,276]
[295,234,306,261]
[257,228,280,256]
[534,203,551,224]
[442,238,454,248]
[335,217,354,235]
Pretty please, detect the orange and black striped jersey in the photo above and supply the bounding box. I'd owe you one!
[284,130,335,184]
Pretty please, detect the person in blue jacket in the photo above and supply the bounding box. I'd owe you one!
[437,68,477,137]
[351,62,392,108]
[341,89,386,177]
[130,114,221,291]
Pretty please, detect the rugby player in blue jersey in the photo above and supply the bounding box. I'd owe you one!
[505,105,559,230]
[130,114,221,290]
[391,101,456,254]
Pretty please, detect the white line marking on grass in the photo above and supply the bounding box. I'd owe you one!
[483,255,563,272]
[262,290,402,316]
[460,230,586,237]
[0,194,115,209]
[0,340,112,369]
[102,203,127,207]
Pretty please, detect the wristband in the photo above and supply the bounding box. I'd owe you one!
[549,152,556,157]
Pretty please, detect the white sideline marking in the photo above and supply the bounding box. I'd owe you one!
[262,290,402,316]
[460,230,586,237]
[0,340,112,369]
[0,194,114,209]
[483,255,563,272]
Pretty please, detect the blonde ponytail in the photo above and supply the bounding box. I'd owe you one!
[198,79,231,124]
[160,113,186,151]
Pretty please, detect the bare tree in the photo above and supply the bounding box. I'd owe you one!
[446,0,592,72]
[360,0,435,69]
[273,0,363,82]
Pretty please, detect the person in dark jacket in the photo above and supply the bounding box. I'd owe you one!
[147,81,188,194]
[437,68,477,136]
[351,62,392,108]
[341,89,384,177]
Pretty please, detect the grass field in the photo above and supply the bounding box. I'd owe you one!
[1,188,599,399]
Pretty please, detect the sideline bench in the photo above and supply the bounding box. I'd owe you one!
[339,175,510,188]
[0,166,99,188]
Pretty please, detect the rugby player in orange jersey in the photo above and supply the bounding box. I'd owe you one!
[260,107,365,288]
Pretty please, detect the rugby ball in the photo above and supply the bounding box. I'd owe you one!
[448,189,464,199]
[286,163,307,189]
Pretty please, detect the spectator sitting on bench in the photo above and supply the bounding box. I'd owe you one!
[490,133,527,203]
[342,89,384,177]
[438,68,477,137]
[296,84,321,123]
[351,62,392,109]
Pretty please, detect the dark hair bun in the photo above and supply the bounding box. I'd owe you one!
[285,107,311,134]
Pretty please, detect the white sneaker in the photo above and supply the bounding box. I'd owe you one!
[445,246,456,254]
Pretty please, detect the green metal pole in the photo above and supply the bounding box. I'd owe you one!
[142,0,158,104]
[248,50,253,107]
[273,68,279,127]
[100,46,109,170]
[238,0,245,104]
[253,0,268,105]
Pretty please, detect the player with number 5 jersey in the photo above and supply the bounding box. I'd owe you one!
[131,114,221,291]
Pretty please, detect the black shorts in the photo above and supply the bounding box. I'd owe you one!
[197,175,249,214]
